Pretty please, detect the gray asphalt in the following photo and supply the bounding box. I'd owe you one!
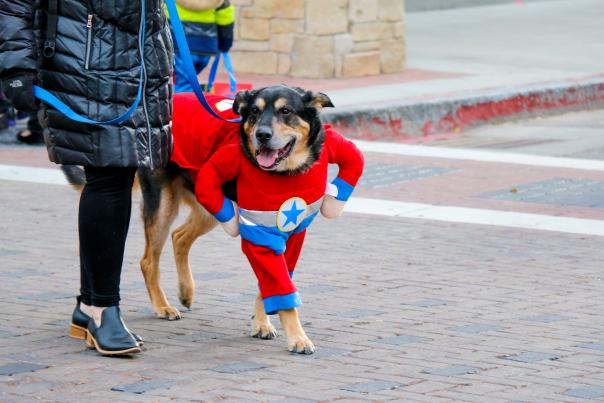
[426,108,604,160]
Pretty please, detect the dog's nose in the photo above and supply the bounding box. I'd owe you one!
[256,127,273,144]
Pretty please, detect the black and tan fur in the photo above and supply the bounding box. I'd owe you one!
[62,85,334,354]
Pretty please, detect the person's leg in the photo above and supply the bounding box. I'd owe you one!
[79,166,136,308]
[193,55,211,75]
[79,254,91,306]
[78,166,141,354]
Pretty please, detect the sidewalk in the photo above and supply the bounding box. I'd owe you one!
[215,0,604,140]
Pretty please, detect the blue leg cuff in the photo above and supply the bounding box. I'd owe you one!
[263,292,302,315]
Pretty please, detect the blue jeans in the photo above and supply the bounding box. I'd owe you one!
[174,52,211,93]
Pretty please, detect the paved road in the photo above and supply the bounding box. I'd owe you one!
[406,0,604,82]
[1,109,604,401]
[424,109,604,160]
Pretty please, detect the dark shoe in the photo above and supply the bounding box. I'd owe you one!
[86,306,141,356]
[16,129,43,144]
[70,297,144,345]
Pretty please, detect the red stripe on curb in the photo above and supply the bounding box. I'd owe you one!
[324,80,604,142]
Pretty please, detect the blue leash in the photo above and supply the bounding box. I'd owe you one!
[33,0,240,125]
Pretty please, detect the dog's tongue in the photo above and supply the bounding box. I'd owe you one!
[257,148,279,168]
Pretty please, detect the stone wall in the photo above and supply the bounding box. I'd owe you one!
[229,0,406,78]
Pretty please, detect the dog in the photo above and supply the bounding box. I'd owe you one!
[63,85,364,354]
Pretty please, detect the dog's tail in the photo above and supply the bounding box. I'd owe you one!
[61,165,86,192]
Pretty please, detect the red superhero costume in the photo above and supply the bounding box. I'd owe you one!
[171,93,364,314]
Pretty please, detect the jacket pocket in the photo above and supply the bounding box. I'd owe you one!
[84,14,93,69]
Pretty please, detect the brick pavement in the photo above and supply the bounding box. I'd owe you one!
[1,174,604,401]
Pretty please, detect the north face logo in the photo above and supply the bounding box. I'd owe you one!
[9,79,23,88]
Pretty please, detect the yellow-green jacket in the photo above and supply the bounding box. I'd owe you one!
[167,0,235,55]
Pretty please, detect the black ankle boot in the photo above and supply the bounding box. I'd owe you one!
[70,297,144,345]
[86,306,141,356]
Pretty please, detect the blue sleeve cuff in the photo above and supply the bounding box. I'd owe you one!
[214,197,235,223]
[331,177,355,202]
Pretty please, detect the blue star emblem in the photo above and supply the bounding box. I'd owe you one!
[282,200,305,227]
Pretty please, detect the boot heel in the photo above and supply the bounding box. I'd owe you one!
[69,323,87,340]
[85,331,95,348]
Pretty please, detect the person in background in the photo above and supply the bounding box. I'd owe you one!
[15,110,44,144]
[0,92,10,130]
[169,0,235,93]
[0,0,173,356]
[0,92,41,143]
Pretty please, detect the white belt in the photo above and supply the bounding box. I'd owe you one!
[239,197,323,228]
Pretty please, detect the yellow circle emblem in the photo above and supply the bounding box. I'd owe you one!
[276,197,308,232]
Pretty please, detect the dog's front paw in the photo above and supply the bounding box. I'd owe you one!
[156,306,182,321]
[287,335,315,355]
[251,317,278,340]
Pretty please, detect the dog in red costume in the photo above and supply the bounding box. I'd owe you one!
[171,86,364,354]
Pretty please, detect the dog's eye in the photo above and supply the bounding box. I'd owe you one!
[280,107,291,115]
[250,106,260,115]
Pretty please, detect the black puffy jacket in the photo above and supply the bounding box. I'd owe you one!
[0,0,173,169]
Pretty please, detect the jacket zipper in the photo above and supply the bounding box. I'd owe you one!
[138,3,153,168]
[84,14,93,69]
[142,59,153,167]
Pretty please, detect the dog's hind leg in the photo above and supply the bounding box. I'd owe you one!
[139,169,182,320]
[173,191,218,309]
[251,293,277,339]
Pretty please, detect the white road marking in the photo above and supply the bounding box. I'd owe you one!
[1,164,603,237]
[346,197,604,237]
[0,164,67,185]
[354,140,604,171]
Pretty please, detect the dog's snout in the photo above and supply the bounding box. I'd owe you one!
[256,126,273,143]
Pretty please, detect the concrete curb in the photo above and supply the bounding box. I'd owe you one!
[405,0,558,13]
[322,76,604,141]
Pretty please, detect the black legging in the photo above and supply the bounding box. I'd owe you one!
[79,166,136,307]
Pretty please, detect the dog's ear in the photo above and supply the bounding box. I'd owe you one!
[303,91,334,112]
[233,89,256,115]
